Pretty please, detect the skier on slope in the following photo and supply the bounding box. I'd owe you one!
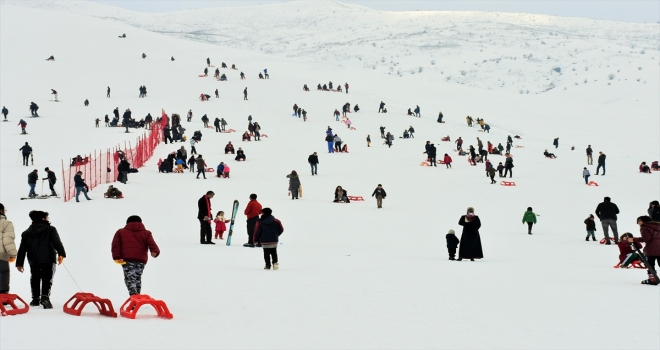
[29,102,39,116]
[19,142,32,166]
[42,167,57,197]
[27,169,38,198]
[18,119,27,135]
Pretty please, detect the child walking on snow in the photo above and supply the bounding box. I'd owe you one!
[522,207,537,235]
[584,214,596,241]
[446,229,459,260]
[214,211,230,239]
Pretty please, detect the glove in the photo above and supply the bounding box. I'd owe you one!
[8,257,16,263]
[114,259,126,265]
[57,256,64,265]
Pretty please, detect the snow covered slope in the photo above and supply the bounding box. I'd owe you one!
[5,0,660,94]
[0,3,659,350]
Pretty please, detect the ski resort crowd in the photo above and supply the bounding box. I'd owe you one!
[3,43,660,316]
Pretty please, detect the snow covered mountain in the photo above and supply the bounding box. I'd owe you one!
[0,2,658,349]
[5,0,660,94]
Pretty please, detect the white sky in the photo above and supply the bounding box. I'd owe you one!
[90,0,660,23]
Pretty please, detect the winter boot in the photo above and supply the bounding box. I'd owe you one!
[243,243,254,248]
[449,257,456,261]
[273,263,279,270]
[641,271,659,285]
[40,297,53,309]
[264,265,271,270]
[30,298,40,306]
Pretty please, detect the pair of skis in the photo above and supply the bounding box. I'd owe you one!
[226,200,240,246]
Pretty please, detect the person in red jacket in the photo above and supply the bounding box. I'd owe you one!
[111,215,160,295]
[443,153,452,169]
[243,193,262,247]
[627,216,660,284]
[617,233,643,267]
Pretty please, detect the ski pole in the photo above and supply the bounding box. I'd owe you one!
[41,180,44,196]
[62,263,83,292]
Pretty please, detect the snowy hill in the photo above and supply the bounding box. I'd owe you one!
[0,2,659,350]
[5,0,660,94]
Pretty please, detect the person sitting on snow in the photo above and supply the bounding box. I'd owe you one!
[303,84,309,91]
[235,148,246,161]
[242,132,251,141]
[543,150,557,159]
[46,55,55,61]
[407,108,415,116]
[104,185,123,199]
[333,186,350,203]
[640,162,651,173]
[617,232,644,268]
[224,142,235,154]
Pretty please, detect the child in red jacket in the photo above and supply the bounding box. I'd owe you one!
[214,211,230,239]
[618,232,643,268]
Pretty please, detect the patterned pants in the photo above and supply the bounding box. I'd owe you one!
[122,261,145,295]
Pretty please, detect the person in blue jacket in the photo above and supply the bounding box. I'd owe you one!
[73,171,91,202]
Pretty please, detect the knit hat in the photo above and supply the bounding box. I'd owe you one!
[448,229,455,235]
[467,207,475,213]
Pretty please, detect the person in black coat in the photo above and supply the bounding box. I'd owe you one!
[197,191,215,244]
[595,196,620,243]
[15,210,66,308]
[334,186,349,203]
[118,159,130,184]
[457,207,483,261]
[163,126,173,144]
[648,201,660,222]
[308,152,319,175]
[27,169,38,198]
[372,184,386,208]
[42,167,57,196]
[19,142,32,166]
[253,208,284,270]
[446,229,459,260]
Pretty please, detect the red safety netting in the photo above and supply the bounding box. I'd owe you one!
[61,110,169,202]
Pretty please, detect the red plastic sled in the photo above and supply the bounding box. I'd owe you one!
[500,181,516,186]
[515,145,524,148]
[63,292,117,317]
[120,294,173,319]
[420,161,430,166]
[0,294,29,316]
[349,127,356,130]
[228,129,236,132]
[613,261,645,269]
[347,196,364,201]
[206,168,214,172]
[588,181,599,186]
[600,237,616,244]
[262,134,268,138]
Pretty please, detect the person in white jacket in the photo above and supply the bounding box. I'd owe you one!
[583,167,591,185]
[0,203,18,293]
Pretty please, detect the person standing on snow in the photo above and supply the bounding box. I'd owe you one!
[308,152,319,175]
[111,215,160,295]
[15,210,66,309]
[253,208,284,270]
[207,57,211,67]
[446,229,459,260]
[19,142,32,165]
[220,118,227,131]
[626,216,660,285]
[195,155,206,179]
[596,152,606,175]
[504,154,514,178]
[333,134,342,152]
[595,197,620,243]
[286,171,301,200]
[43,167,57,197]
[583,167,590,185]
[425,144,437,166]
[443,153,453,169]
[372,184,387,209]
[2,106,8,120]
[27,169,38,198]
[586,145,593,165]
[325,133,334,153]
[197,191,215,244]
[379,101,386,113]
[73,171,91,202]
[107,87,110,98]
[553,137,559,149]
[213,118,221,132]
[344,82,349,93]
[201,114,209,128]
[414,105,421,118]
[0,203,17,295]
[118,158,130,184]
[244,194,263,247]
[457,207,483,261]
[522,207,537,235]
[243,87,248,100]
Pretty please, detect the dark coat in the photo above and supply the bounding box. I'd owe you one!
[45,170,57,184]
[584,219,596,231]
[73,174,86,187]
[111,222,160,264]
[308,154,319,164]
[253,215,284,245]
[597,154,606,164]
[372,188,386,197]
[28,172,38,184]
[458,215,483,259]
[118,159,130,172]
[650,206,660,222]
[446,234,459,249]
[334,189,349,202]
[617,241,642,263]
[505,157,514,169]
[287,174,301,190]
[197,195,211,220]
[20,145,32,155]
[633,222,660,256]
[595,201,619,221]
[16,221,66,266]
